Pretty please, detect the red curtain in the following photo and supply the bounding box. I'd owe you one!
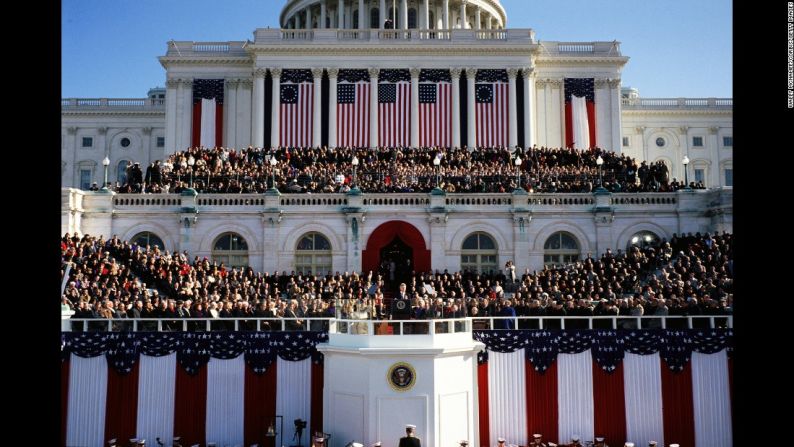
[191,102,201,149]
[592,360,626,445]
[215,102,224,148]
[525,360,558,442]
[477,362,490,447]
[61,360,70,447]
[361,221,431,273]
[174,366,208,446]
[244,364,278,447]
[311,361,324,437]
[104,364,140,443]
[564,99,596,149]
[660,363,696,447]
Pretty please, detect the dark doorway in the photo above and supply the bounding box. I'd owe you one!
[379,237,413,287]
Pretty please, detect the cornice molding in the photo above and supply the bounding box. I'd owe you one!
[159,57,253,67]
[61,111,167,117]
[245,46,538,57]
[621,109,733,117]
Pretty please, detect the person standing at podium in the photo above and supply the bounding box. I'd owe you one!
[399,424,421,447]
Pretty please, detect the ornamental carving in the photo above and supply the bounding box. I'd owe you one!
[311,67,325,78]
[270,67,283,78]
[66,127,78,135]
[594,78,608,88]
[608,78,621,88]
[546,78,563,88]
[465,68,478,78]
[254,68,268,78]
[709,126,719,134]
[368,67,381,78]
[240,79,253,88]
[506,68,520,78]
[225,79,240,88]
[521,67,534,78]
[678,126,689,135]
[409,67,421,78]
[180,79,193,88]
[327,68,340,78]
[449,68,462,79]
[166,79,180,88]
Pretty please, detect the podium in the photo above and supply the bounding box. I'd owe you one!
[316,319,485,447]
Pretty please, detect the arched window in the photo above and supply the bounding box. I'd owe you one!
[371,7,380,28]
[131,232,165,250]
[461,232,498,274]
[627,231,660,250]
[543,232,580,267]
[117,160,129,184]
[295,232,332,275]
[212,233,249,269]
[408,8,417,28]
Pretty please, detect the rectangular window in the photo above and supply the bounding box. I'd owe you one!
[723,136,733,147]
[692,136,703,147]
[79,169,91,190]
[694,169,705,183]
[81,137,93,148]
[156,137,165,147]
[724,169,733,186]
[622,137,629,147]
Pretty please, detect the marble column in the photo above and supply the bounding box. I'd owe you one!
[380,0,386,28]
[338,0,345,29]
[225,79,238,149]
[328,68,339,147]
[369,68,380,149]
[165,78,179,154]
[609,78,622,153]
[252,69,266,147]
[321,0,327,28]
[466,68,477,148]
[522,67,534,148]
[358,0,365,28]
[594,78,609,149]
[475,6,481,29]
[410,67,420,148]
[442,0,449,29]
[677,126,689,181]
[423,0,430,28]
[460,0,467,28]
[312,68,324,148]
[179,79,193,151]
[450,68,462,148]
[507,68,519,149]
[306,7,313,28]
[401,0,408,29]
[270,68,282,148]
[237,79,252,147]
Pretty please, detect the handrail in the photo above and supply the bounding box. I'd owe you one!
[63,315,732,332]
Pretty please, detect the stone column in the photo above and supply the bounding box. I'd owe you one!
[609,78,622,152]
[237,79,253,147]
[423,0,430,28]
[321,0,327,28]
[312,68,324,148]
[460,0,467,28]
[401,0,408,29]
[252,69,266,147]
[522,67,534,148]
[450,68,462,148]
[507,68,519,149]
[307,6,313,28]
[708,126,720,186]
[358,0,365,28]
[179,79,193,151]
[338,0,345,29]
[677,126,689,181]
[165,78,179,154]
[380,0,386,28]
[225,79,238,149]
[270,68,282,148]
[442,0,449,29]
[486,15,492,29]
[369,68,380,149]
[466,68,477,148]
[475,6,481,29]
[594,78,609,149]
[328,68,339,148]
[410,67,421,148]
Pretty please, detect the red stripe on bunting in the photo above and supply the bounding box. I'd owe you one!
[61,360,70,447]
[216,102,224,148]
[477,362,490,447]
[244,365,278,447]
[104,363,140,443]
[661,363,696,447]
[174,366,208,446]
[525,360,558,441]
[192,102,201,149]
[592,360,627,445]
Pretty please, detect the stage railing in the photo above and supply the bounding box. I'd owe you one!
[62,315,732,332]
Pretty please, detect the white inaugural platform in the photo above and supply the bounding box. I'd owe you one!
[317,319,485,447]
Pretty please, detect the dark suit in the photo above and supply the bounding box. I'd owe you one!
[399,436,421,447]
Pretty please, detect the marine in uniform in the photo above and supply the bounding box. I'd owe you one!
[399,424,421,447]
[529,434,547,447]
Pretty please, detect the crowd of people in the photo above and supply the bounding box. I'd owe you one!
[61,231,732,330]
[102,145,706,195]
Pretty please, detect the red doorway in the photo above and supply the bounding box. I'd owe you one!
[362,221,431,274]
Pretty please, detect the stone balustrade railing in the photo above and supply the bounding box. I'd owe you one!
[61,98,165,109]
[253,28,536,45]
[621,97,733,109]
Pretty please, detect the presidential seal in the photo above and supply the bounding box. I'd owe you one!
[387,362,417,391]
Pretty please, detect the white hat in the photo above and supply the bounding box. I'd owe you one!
[624,443,635,447]
[129,440,138,445]
[497,438,506,443]
[669,445,680,447]
[406,424,417,429]
[371,443,382,447]
[648,442,657,446]
[533,434,542,438]
[137,441,146,446]
[315,437,326,443]
[108,440,118,446]
[595,437,605,442]
[571,435,580,441]
[351,443,364,447]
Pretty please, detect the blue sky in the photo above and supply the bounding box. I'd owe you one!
[62,0,731,98]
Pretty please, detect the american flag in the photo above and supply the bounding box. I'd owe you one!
[280,69,314,148]
[475,69,508,148]
[192,79,225,148]
[337,69,371,148]
[419,69,452,148]
[378,69,411,148]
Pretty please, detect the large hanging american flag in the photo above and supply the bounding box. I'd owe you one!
[192,79,224,148]
[564,78,596,149]
[280,69,315,148]
[475,69,508,148]
[337,69,371,148]
[378,69,411,148]
[419,69,452,148]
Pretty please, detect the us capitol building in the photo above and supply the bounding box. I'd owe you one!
[61,0,733,274]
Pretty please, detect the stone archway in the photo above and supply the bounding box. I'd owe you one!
[361,221,430,274]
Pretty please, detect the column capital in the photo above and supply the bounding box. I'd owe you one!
[225,78,240,88]
[450,68,462,79]
[66,126,77,135]
[635,126,646,134]
[709,126,719,134]
[270,68,282,78]
[607,78,621,88]
[97,127,108,135]
[180,79,193,88]
[409,67,421,78]
[327,67,340,78]
[240,79,253,88]
[461,0,468,5]
[465,68,477,78]
[535,78,546,88]
[677,126,689,135]
[546,78,563,88]
[594,78,608,88]
[166,79,180,88]
[521,67,534,78]
[311,67,325,79]
[142,127,153,135]
[506,68,520,79]
[368,67,381,78]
